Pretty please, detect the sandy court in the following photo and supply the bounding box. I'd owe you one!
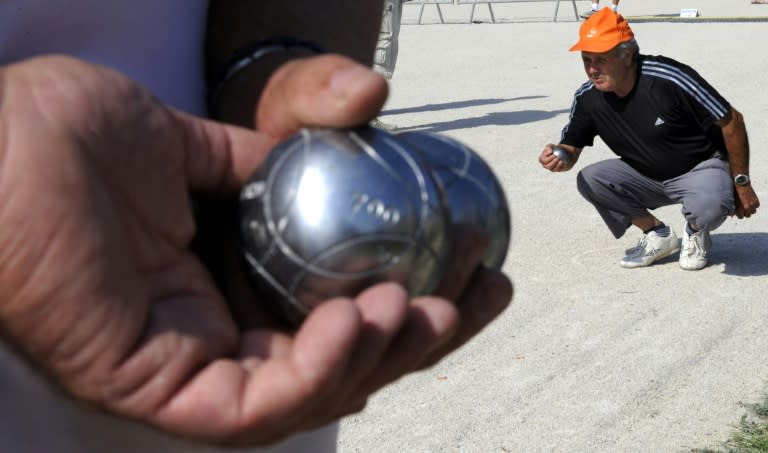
[338,1,768,452]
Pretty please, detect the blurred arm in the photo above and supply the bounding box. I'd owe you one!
[205,0,385,125]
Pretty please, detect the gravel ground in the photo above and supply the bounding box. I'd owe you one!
[339,1,768,452]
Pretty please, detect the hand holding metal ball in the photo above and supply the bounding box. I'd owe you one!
[239,127,451,324]
[552,146,574,166]
[239,127,510,325]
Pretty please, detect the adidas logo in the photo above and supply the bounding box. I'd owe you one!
[654,117,665,126]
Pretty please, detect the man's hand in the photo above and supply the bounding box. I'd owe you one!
[539,143,579,172]
[0,55,513,446]
[733,184,760,218]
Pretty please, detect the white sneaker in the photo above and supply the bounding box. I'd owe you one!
[579,9,597,19]
[679,226,711,270]
[620,230,681,268]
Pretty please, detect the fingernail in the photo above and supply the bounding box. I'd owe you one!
[329,65,375,98]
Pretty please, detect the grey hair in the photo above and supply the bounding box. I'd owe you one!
[614,39,640,64]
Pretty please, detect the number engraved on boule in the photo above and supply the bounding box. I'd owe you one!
[352,192,401,224]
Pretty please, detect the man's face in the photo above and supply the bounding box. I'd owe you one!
[581,49,632,93]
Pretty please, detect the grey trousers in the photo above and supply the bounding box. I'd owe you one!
[373,0,402,80]
[576,158,735,238]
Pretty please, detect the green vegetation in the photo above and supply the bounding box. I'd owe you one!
[693,395,768,453]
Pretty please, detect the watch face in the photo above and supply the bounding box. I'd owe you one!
[735,174,750,186]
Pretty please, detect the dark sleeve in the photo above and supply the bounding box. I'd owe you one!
[204,0,384,125]
[560,82,597,148]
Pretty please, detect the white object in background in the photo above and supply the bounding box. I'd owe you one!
[680,8,699,17]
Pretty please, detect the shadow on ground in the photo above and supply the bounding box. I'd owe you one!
[710,232,768,276]
[383,96,545,115]
[403,109,568,132]
[381,96,569,133]
[395,108,569,133]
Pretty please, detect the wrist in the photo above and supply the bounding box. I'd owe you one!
[207,37,324,126]
[733,173,751,187]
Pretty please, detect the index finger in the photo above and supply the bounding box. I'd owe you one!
[176,112,277,192]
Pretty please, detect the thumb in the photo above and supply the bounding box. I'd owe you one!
[174,55,388,195]
[256,54,389,141]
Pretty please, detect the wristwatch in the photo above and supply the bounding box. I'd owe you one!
[734,173,751,186]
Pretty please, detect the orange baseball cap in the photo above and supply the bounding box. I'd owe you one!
[569,8,634,53]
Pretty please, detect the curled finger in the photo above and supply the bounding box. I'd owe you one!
[420,268,513,370]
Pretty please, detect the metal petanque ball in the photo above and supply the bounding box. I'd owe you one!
[552,146,574,166]
[239,127,452,325]
[396,131,511,269]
